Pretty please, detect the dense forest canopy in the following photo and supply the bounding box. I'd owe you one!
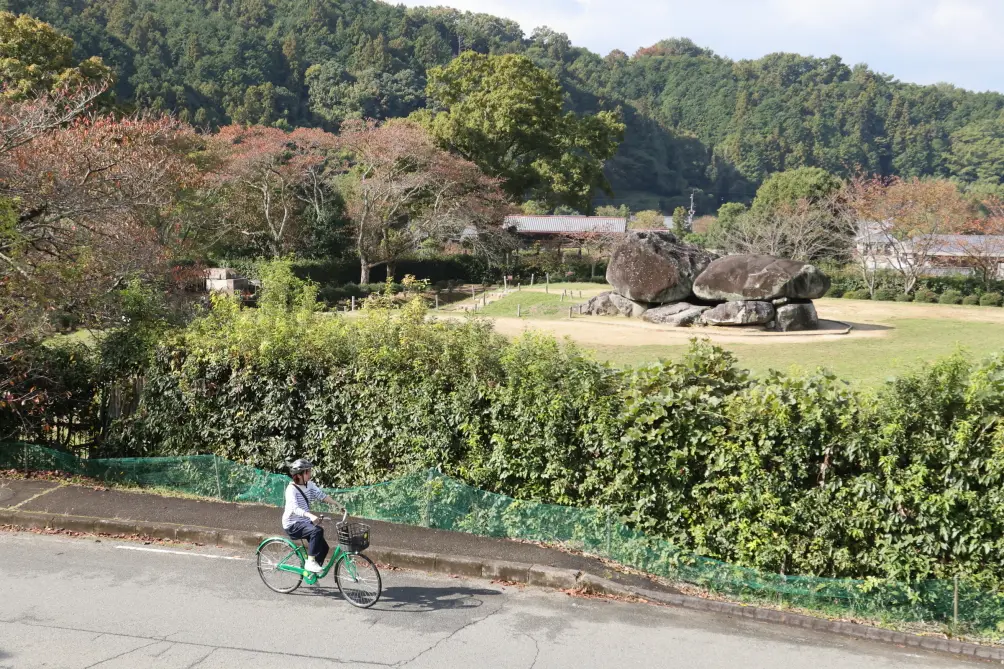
[3,0,1004,213]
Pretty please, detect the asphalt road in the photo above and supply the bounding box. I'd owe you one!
[0,531,977,668]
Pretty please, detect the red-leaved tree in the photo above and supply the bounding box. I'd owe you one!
[335,120,509,283]
[210,125,339,257]
[847,177,971,294]
[956,198,1004,285]
[1,113,201,330]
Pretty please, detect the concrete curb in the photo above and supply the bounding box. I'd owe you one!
[2,508,1001,663]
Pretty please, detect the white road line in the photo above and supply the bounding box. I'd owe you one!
[116,545,248,560]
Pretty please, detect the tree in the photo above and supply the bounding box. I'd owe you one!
[520,200,551,215]
[334,120,509,283]
[955,198,1004,285]
[416,52,624,211]
[595,204,630,218]
[564,229,619,278]
[630,210,665,229]
[948,115,1004,189]
[306,63,423,128]
[0,96,201,341]
[672,206,688,234]
[717,202,747,225]
[0,84,106,157]
[210,125,338,257]
[847,177,972,294]
[0,12,113,99]
[751,167,844,212]
[719,197,854,261]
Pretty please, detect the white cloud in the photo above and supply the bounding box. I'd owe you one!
[397,0,1004,92]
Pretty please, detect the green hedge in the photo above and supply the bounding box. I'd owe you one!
[939,289,963,305]
[213,255,492,287]
[820,265,1004,302]
[211,254,609,299]
[93,265,1004,592]
[873,287,897,301]
[981,293,1003,307]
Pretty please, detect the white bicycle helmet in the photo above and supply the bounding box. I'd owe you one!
[288,458,313,476]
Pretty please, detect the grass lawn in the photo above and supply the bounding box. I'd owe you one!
[586,319,1004,387]
[474,292,1004,387]
[477,290,592,319]
[43,329,101,348]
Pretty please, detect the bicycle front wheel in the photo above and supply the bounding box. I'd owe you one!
[257,539,304,594]
[335,553,382,608]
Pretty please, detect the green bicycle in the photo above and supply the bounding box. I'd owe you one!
[256,510,382,608]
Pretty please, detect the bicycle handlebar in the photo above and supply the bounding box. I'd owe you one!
[314,509,348,525]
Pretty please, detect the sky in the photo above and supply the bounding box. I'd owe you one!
[397,0,1004,93]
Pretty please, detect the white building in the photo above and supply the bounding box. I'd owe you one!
[855,222,1004,278]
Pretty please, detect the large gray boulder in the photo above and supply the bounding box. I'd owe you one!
[693,255,830,302]
[581,291,649,318]
[643,303,709,326]
[774,302,819,332]
[606,231,715,304]
[581,292,620,316]
[701,300,775,326]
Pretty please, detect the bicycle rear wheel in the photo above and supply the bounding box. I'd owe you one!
[335,553,382,608]
[257,539,304,594]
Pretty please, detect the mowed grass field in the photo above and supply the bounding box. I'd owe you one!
[466,290,1004,387]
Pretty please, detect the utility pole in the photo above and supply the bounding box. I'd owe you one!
[687,192,696,233]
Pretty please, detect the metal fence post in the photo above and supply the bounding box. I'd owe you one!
[605,508,612,557]
[424,468,435,528]
[213,455,223,500]
[954,574,960,628]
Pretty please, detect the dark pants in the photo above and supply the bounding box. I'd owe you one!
[286,520,328,564]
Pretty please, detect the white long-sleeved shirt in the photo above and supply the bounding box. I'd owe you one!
[282,481,327,530]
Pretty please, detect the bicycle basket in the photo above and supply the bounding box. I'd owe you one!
[337,522,370,552]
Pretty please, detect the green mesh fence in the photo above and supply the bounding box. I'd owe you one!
[3,441,1004,630]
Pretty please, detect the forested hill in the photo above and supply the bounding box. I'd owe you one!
[5,0,1004,212]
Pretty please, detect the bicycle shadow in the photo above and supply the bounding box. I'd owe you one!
[374,585,501,613]
[289,582,501,613]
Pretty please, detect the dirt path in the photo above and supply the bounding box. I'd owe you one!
[482,316,881,346]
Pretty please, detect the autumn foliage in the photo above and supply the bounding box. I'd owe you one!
[335,119,509,282]
[210,125,339,256]
[846,176,973,292]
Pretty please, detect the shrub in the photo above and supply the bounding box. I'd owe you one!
[893,292,913,302]
[939,289,963,305]
[913,288,938,303]
[825,286,845,298]
[873,288,897,301]
[980,292,1003,307]
[844,289,871,300]
[962,295,980,306]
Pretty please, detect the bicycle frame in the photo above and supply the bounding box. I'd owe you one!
[256,512,363,586]
[276,541,358,585]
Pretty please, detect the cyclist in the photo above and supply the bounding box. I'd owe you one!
[283,458,344,574]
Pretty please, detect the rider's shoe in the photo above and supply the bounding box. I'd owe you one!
[304,558,323,573]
